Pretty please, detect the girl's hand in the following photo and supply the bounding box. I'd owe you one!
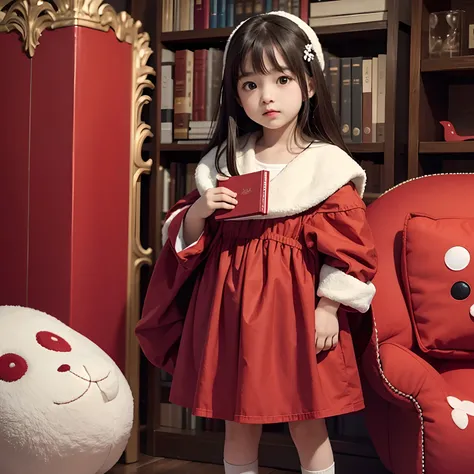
[189,186,238,219]
[315,297,340,354]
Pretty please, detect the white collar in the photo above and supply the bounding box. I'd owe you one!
[195,133,366,219]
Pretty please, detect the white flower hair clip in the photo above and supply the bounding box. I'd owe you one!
[303,43,315,62]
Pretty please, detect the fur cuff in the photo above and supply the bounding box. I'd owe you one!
[161,206,190,246]
[317,264,376,313]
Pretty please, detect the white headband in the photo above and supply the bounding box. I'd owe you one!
[223,11,325,72]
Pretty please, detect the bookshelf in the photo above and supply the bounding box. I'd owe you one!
[408,0,474,178]
[129,0,410,472]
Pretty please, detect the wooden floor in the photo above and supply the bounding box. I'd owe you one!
[110,456,297,473]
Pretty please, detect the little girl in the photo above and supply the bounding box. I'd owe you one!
[136,11,377,474]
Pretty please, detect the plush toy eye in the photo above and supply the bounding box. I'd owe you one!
[36,331,72,353]
[451,281,471,300]
[445,246,470,271]
[0,353,28,382]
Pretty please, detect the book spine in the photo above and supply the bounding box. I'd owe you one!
[193,50,207,121]
[253,0,265,15]
[376,53,386,143]
[261,170,269,214]
[161,50,175,144]
[291,0,299,17]
[210,0,218,27]
[351,56,363,143]
[234,0,245,23]
[174,50,194,140]
[194,0,210,29]
[299,0,308,23]
[328,57,340,121]
[340,57,352,143]
[371,57,378,143]
[217,0,226,27]
[227,0,234,26]
[362,58,372,143]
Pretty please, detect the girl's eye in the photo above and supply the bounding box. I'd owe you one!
[278,76,291,85]
[243,82,257,91]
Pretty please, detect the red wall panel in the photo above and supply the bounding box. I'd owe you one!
[0,34,31,306]
[71,28,132,369]
[29,28,75,320]
[27,27,132,369]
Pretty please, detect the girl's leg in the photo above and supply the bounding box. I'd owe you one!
[224,421,262,474]
[289,419,335,474]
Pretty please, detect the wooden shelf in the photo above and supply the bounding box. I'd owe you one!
[419,141,474,154]
[160,143,208,152]
[160,142,385,153]
[349,142,384,153]
[161,21,388,47]
[421,56,474,73]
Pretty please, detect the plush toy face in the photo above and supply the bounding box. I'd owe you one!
[0,306,133,474]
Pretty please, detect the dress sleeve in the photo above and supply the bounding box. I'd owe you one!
[304,184,377,313]
[163,190,214,268]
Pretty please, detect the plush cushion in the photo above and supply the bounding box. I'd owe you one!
[402,213,474,359]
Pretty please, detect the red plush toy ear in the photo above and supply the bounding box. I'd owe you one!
[402,213,474,359]
[0,353,28,382]
[36,331,72,353]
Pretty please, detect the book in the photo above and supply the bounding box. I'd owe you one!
[214,170,269,220]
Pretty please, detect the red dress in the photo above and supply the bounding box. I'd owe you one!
[136,134,377,423]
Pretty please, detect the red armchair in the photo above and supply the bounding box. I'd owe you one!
[361,174,474,474]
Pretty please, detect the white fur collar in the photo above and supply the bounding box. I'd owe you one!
[195,133,366,219]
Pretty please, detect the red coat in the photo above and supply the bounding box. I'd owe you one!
[136,134,378,423]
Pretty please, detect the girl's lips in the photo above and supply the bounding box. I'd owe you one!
[264,111,279,117]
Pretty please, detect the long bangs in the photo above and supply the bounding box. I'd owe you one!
[232,26,311,102]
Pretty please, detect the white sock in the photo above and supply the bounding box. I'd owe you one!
[301,462,335,474]
[224,459,258,474]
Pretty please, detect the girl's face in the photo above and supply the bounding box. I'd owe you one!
[236,47,314,132]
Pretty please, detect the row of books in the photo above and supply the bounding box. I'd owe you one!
[161,48,222,143]
[323,53,387,144]
[163,162,198,213]
[162,0,308,32]
[160,47,387,145]
[309,0,410,28]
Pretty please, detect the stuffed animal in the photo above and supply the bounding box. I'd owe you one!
[0,305,133,474]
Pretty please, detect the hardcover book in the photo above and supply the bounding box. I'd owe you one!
[215,170,269,220]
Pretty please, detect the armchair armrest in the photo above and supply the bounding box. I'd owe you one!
[362,341,449,415]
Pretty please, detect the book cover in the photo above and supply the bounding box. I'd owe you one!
[215,170,269,220]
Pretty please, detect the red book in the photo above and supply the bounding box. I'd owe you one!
[194,0,210,29]
[193,50,207,121]
[214,170,269,220]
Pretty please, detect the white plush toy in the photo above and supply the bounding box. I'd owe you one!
[0,305,133,474]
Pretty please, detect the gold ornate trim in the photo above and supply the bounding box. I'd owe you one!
[125,27,154,462]
[0,0,155,462]
[0,1,55,57]
[0,0,141,57]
